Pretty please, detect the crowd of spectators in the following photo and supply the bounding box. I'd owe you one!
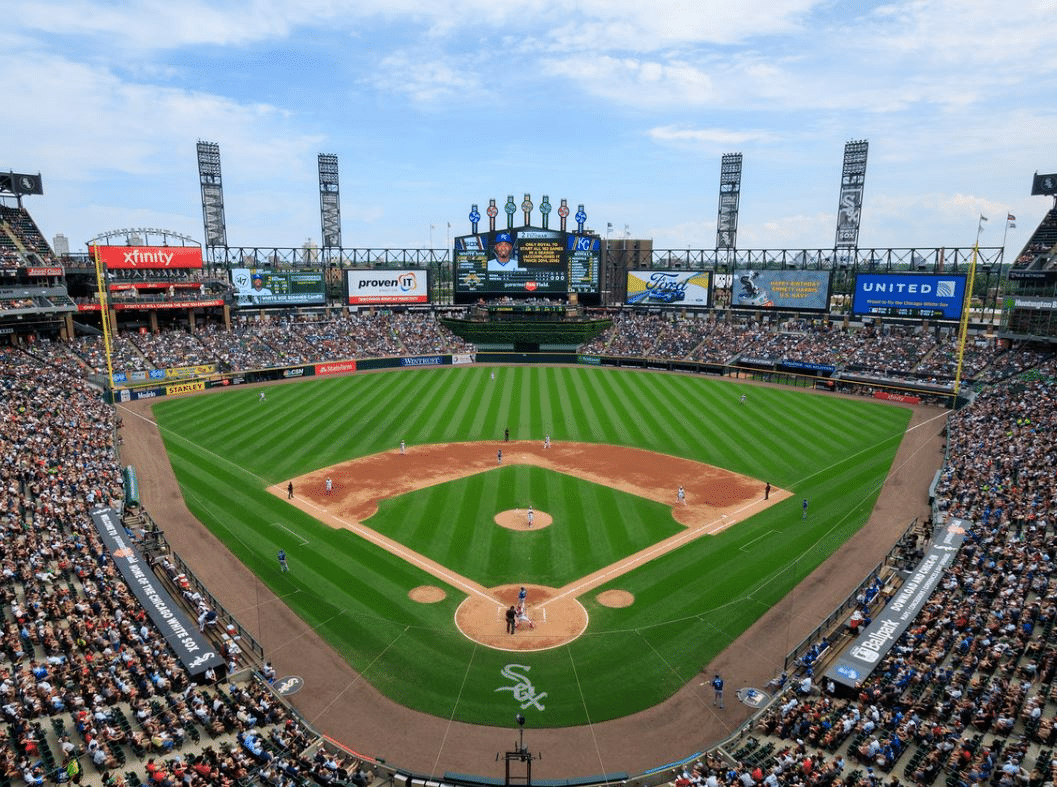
[686,357,1057,787]
[48,313,472,377]
[0,206,54,263]
[582,311,1047,386]
[7,307,1050,393]
[0,349,354,787]
[4,311,1057,787]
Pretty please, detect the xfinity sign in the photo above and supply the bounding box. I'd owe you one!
[852,273,966,320]
[88,245,204,270]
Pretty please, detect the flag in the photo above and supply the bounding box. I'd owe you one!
[1007,213,1016,222]
[980,215,988,222]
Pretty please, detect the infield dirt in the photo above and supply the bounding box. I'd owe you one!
[118,385,946,779]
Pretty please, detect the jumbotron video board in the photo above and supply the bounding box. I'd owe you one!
[231,268,326,307]
[731,270,831,311]
[454,227,600,299]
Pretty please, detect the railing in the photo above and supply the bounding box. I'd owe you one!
[132,507,265,663]
[782,516,919,673]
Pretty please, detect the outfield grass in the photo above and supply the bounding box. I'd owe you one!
[153,365,911,727]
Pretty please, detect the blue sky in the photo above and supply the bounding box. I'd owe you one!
[4,0,1055,257]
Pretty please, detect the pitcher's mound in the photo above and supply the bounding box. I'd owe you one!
[409,586,446,603]
[494,509,553,531]
[597,589,635,608]
[455,585,587,651]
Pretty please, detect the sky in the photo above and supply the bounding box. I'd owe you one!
[3,0,1056,258]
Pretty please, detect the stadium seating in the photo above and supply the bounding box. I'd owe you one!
[2,308,1057,787]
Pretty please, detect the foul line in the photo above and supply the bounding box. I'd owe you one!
[280,485,503,608]
[275,522,310,546]
[740,529,780,552]
[541,496,771,611]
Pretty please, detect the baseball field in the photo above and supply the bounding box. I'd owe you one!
[150,365,911,729]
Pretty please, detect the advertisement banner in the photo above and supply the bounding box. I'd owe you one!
[346,269,429,305]
[400,355,446,367]
[732,270,831,310]
[825,519,968,689]
[625,270,711,306]
[779,359,836,374]
[852,273,967,319]
[165,364,218,380]
[232,269,326,307]
[874,391,921,404]
[315,360,358,377]
[1008,270,1057,285]
[88,245,204,269]
[90,508,225,677]
[76,300,225,312]
[165,380,206,396]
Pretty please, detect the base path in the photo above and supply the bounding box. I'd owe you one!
[118,392,946,780]
[273,440,790,650]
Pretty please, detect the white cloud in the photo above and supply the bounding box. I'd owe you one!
[648,126,779,149]
[367,53,481,104]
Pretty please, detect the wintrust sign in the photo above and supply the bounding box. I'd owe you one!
[89,245,203,269]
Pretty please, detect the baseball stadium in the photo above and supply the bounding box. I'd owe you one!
[2,157,1057,787]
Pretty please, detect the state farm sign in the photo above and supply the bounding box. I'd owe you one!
[88,245,203,269]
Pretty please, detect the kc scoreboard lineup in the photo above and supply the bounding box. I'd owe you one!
[454,227,600,296]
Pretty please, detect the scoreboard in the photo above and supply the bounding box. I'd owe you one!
[454,227,600,298]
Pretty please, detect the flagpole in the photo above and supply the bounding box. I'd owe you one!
[953,215,986,399]
[998,213,1015,325]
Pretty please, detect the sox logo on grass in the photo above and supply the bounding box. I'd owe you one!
[496,664,547,711]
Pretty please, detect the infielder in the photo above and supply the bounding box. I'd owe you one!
[544,434,550,449]
[677,485,686,505]
[325,477,333,495]
[400,440,405,455]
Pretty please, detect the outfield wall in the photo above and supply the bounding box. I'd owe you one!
[109,351,957,408]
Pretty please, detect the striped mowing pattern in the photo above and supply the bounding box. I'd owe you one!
[154,365,910,726]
